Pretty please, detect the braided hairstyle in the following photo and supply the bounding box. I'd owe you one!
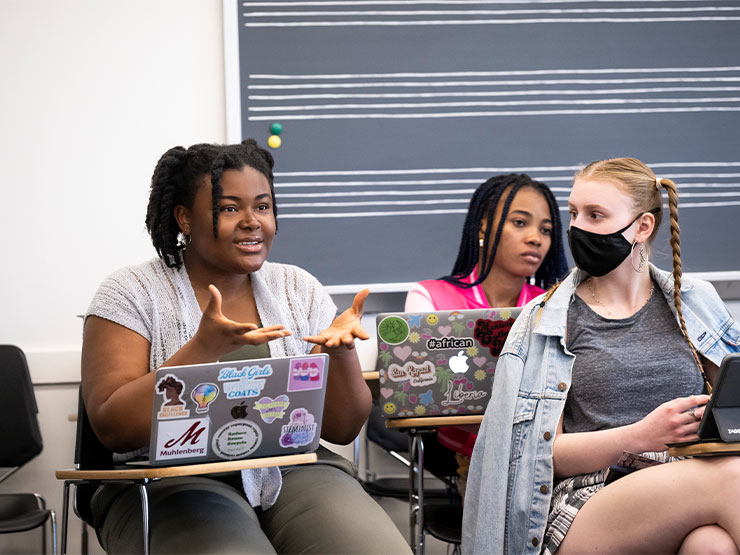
[574,157,709,390]
[442,174,568,290]
[145,139,276,269]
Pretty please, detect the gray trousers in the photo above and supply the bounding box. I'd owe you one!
[91,463,411,554]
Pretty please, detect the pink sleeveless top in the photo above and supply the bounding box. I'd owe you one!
[411,269,544,311]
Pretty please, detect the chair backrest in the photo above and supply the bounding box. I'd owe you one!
[73,388,115,526]
[0,345,43,469]
[74,389,114,471]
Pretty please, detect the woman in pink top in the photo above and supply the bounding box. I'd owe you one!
[405,174,568,494]
[406,173,567,312]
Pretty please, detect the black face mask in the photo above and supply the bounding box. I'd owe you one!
[567,210,656,277]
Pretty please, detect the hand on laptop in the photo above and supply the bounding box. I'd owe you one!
[631,394,710,451]
[304,289,371,349]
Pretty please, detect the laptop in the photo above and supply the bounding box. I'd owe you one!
[147,353,328,466]
[668,353,740,455]
[376,307,522,418]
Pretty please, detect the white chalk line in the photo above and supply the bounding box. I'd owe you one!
[248,96,740,112]
[247,77,740,90]
[248,87,740,100]
[248,106,740,120]
[243,16,740,27]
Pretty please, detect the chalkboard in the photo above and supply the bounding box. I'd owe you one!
[224,0,740,287]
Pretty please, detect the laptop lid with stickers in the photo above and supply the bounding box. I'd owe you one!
[375,308,521,419]
[148,353,328,466]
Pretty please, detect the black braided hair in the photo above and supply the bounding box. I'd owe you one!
[441,173,568,290]
[145,139,276,268]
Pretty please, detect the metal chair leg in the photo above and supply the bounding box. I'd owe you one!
[61,481,70,555]
[81,519,89,555]
[49,508,58,555]
[138,482,150,555]
[408,432,417,552]
[416,434,426,555]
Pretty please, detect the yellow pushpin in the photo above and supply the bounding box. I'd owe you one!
[268,135,281,149]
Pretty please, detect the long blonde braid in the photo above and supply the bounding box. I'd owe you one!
[659,177,710,392]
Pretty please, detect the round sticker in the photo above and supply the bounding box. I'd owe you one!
[212,421,262,459]
[377,316,410,345]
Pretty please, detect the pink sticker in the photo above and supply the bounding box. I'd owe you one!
[393,345,412,362]
[380,387,394,399]
[288,358,325,392]
[437,325,452,337]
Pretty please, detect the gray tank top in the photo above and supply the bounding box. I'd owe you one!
[564,281,703,433]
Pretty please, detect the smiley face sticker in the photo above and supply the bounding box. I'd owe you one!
[378,316,410,345]
[426,314,439,326]
[383,401,397,414]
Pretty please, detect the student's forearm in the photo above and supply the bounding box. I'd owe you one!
[553,424,640,478]
[321,346,372,444]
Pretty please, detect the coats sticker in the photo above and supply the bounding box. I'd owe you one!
[217,364,273,399]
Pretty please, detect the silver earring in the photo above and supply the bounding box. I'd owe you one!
[479,238,484,247]
[630,242,647,272]
[178,232,191,249]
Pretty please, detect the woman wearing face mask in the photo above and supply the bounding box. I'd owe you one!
[462,157,740,554]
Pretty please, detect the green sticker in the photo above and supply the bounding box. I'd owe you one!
[378,316,410,345]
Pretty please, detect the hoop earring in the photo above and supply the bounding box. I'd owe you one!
[178,232,191,250]
[630,241,647,273]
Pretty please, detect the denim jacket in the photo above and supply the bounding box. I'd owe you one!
[462,265,740,555]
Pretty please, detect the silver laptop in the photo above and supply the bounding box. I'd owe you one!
[148,354,328,466]
[376,307,522,418]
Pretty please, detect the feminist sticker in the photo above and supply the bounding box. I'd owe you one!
[279,408,317,448]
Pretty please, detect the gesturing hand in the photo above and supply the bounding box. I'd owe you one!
[304,289,371,349]
[633,394,710,451]
[195,285,291,357]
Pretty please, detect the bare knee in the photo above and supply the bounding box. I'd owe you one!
[679,525,739,555]
[708,457,740,512]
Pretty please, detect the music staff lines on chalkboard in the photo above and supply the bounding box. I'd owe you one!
[271,162,740,219]
[245,66,740,121]
[241,0,740,27]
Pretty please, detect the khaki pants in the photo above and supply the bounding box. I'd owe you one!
[92,462,411,554]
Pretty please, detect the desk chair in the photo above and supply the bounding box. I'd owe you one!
[387,415,482,555]
[0,344,57,554]
[57,391,316,555]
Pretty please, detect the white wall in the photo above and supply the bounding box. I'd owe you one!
[0,0,226,382]
[0,2,227,551]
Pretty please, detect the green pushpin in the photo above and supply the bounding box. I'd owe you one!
[270,122,283,135]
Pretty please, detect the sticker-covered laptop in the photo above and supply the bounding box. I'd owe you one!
[376,308,521,418]
[147,353,328,466]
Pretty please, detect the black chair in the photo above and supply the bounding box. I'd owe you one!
[361,400,463,554]
[0,344,57,554]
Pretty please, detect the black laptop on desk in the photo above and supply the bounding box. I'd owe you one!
[668,353,740,456]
